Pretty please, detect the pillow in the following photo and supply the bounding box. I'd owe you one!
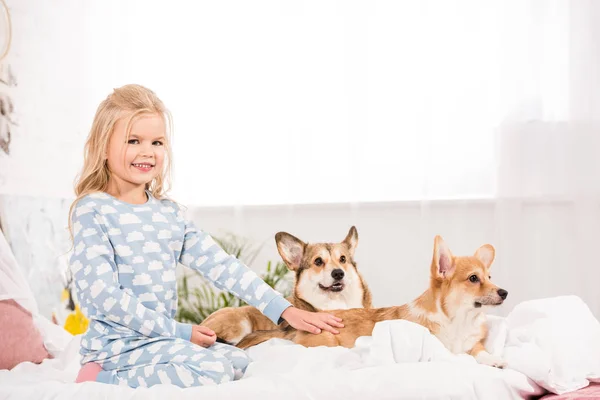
[539,383,600,399]
[0,299,51,370]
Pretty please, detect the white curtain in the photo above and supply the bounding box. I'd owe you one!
[77,0,579,206]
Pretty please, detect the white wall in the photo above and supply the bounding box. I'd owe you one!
[188,199,600,318]
[0,0,94,198]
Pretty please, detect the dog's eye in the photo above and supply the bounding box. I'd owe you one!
[468,275,479,283]
[340,255,346,263]
[314,257,323,266]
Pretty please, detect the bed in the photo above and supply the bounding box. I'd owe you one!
[0,326,543,400]
[1,231,599,399]
[3,295,600,400]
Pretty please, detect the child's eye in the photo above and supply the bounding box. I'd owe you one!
[152,141,163,146]
[127,139,139,145]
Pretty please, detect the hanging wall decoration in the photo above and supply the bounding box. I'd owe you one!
[0,0,15,156]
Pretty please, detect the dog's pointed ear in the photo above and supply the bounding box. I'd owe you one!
[432,235,454,279]
[474,244,495,270]
[275,232,306,271]
[343,226,358,257]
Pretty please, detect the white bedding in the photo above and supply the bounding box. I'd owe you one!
[2,292,600,400]
[0,330,541,400]
[2,226,599,400]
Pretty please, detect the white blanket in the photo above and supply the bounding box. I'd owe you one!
[246,295,600,396]
[243,293,598,397]
[0,332,540,400]
[502,295,600,394]
[1,295,599,399]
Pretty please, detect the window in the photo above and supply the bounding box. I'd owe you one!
[83,0,570,206]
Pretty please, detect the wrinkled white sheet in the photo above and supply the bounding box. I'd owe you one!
[0,314,546,400]
[0,328,542,400]
[0,229,38,313]
[244,295,600,396]
[502,295,600,394]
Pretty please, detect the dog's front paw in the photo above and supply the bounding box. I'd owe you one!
[475,352,507,369]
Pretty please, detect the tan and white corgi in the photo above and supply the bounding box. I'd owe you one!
[237,235,508,368]
[201,227,372,345]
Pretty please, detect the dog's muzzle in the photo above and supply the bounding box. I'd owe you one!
[474,289,508,307]
[318,281,345,292]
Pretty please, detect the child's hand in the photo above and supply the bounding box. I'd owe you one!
[190,325,217,347]
[281,307,344,335]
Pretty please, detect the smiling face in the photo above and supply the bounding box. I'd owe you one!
[105,113,167,195]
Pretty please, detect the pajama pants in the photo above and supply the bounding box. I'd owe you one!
[90,336,251,388]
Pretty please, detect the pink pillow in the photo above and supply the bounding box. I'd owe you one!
[0,299,51,370]
[539,384,600,399]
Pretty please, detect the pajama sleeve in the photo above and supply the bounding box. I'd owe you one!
[70,208,194,341]
[177,211,292,325]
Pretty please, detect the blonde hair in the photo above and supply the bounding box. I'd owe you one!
[68,84,174,241]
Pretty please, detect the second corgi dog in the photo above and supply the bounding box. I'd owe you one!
[201,227,372,345]
[238,235,508,368]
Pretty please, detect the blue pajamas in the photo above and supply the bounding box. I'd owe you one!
[69,191,291,388]
[95,339,250,387]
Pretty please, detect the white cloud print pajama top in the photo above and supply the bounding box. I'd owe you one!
[69,191,292,388]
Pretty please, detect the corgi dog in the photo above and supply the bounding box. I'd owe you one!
[237,235,508,368]
[201,227,372,345]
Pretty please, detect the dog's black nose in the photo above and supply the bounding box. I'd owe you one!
[331,269,345,280]
[498,289,508,300]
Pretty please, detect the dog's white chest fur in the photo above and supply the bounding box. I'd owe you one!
[410,303,485,354]
[435,309,486,354]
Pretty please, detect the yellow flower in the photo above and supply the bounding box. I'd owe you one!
[63,305,89,335]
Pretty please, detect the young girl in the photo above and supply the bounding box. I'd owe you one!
[68,84,343,388]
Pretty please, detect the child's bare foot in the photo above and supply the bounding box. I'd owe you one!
[75,362,103,383]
